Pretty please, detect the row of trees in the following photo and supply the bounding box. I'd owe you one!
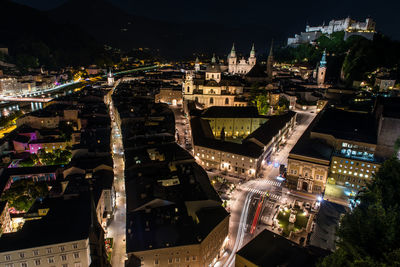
[319,157,400,266]
[19,148,72,167]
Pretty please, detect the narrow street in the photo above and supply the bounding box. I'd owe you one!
[220,110,317,267]
[106,90,127,267]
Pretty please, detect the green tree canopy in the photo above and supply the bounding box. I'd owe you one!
[319,158,400,266]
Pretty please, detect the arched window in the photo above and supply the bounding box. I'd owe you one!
[210,97,214,104]
[195,97,199,102]
[225,98,229,105]
[187,86,190,92]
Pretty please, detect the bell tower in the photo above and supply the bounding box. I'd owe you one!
[227,43,237,74]
[107,69,114,86]
[317,50,327,87]
[248,43,256,66]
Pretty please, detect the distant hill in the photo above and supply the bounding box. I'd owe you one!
[0,0,112,69]
[48,0,281,59]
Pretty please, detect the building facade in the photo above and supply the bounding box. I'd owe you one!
[0,239,91,267]
[227,44,256,75]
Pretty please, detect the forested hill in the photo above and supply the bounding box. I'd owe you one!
[0,0,113,70]
[275,32,400,86]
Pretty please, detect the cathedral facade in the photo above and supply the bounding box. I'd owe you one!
[227,44,256,75]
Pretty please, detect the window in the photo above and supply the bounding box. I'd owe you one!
[176,258,180,263]
[20,263,27,267]
[59,246,65,252]
[192,256,197,261]
[187,86,190,92]
[225,98,229,105]
[186,256,190,262]
[5,255,11,261]
[72,243,78,249]
[20,253,25,259]
[74,252,80,259]
[34,259,41,265]
[47,248,52,254]
[61,255,67,261]
[48,257,54,264]
[209,97,214,104]
[62,264,68,267]
[74,263,82,267]
[5,264,14,267]
[33,250,39,256]
[168,259,173,264]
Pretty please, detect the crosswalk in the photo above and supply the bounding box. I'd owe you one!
[245,187,282,201]
[260,179,282,187]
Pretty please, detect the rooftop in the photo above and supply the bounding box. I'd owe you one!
[0,194,92,252]
[312,108,377,144]
[236,229,329,266]
[201,106,261,118]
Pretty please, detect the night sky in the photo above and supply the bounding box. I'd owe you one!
[13,0,400,40]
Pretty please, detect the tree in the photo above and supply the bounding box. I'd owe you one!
[59,121,74,142]
[0,180,48,212]
[319,158,400,266]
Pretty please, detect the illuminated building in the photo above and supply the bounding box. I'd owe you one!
[183,55,247,108]
[227,43,256,75]
[191,107,296,178]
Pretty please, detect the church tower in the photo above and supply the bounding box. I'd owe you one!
[228,43,237,74]
[107,69,114,86]
[317,50,327,87]
[194,57,200,72]
[248,43,256,66]
[267,40,274,82]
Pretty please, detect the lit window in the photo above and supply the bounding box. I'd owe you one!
[338,170,342,173]
[365,175,369,178]
[48,257,54,263]
[359,174,363,177]
[33,250,39,256]
[74,253,80,259]
[343,170,347,174]
[61,254,67,261]
[19,253,25,259]
[35,259,41,266]
[73,243,78,249]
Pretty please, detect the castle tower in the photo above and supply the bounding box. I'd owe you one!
[267,40,274,82]
[228,43,237,74]
[248,43,256,66]
[317,50,327,87]
[107,69,114,86]
[194,57,200,72]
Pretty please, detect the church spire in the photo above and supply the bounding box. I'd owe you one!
[250,43,255,58]
[229,43,236,58]
[320,49,327,68]
[268,39,274,58]
[195,56,199,63]
[211,53,216,63]
[267,39,274,82]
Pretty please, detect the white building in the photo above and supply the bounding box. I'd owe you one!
[306,17,375,35]
[288,17,376,46]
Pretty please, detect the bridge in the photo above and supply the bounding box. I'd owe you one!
[0,96,53,102]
